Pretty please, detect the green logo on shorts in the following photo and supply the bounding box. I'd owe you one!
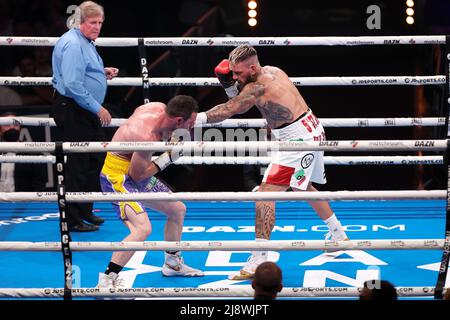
[146,176,158,189]
[294,169,306,186]
[294,169,305,180]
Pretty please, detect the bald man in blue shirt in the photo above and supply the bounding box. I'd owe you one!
[51,1,118,232]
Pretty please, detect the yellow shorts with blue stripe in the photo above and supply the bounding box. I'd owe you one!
[100,153,170,220]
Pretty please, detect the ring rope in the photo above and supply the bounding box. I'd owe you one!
[200,117,445,128]
[0,116,445,128]
[0,155,442,166]
[0,140,445,153]
[0,76,444,87]
[0,190,444,202]
[0,155,55,163]
[166,155,444,166]
[0,35,444,47]
[0,239,443,252]
[0,286,441,298]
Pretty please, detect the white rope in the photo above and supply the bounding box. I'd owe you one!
[0,286,441,298]
[169,156,444,166]
[0,76,444,87]
[0,155,56,163]
[61,140,447,153]
[0,140,444,153]
[203,117,446,128]
[0,190,444,202]
[0,239,443,252]
[0,35,445,47]
[0,116,126,127]
[0,155,442,165]
[0,116,444,128]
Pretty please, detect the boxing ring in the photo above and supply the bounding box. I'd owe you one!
[0,35,450,300]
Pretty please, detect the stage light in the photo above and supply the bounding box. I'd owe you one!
[247,1,258,27]
[248,1,257,10]
[248,18,257,27]
[405,0,414,25]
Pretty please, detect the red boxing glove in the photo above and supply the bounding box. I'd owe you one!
[214,59,239,98]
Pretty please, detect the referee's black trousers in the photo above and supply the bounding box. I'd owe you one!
[52,93,106,227]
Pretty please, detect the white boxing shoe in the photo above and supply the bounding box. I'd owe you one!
[96,272,124,289]
[228,253,267,280]
[324,224,350,253]
[162,252,204,277]
[95,272,130,300]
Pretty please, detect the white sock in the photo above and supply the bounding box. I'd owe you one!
[165,251,180,265]
[252,238,269,259]
[324,214,339,228]
[324,214,347,240]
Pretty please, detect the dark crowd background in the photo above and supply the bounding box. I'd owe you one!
[1,0,450,192]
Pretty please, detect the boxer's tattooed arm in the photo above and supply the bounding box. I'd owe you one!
[255,202,275,239]
[205,83,265,123]
[258,101,294,125]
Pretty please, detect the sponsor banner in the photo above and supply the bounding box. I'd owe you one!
[0,78,52,86]
[0,37,56,46]
[144,39,175,46]
[291,287,350,293]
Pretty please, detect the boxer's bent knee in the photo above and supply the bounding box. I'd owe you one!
[168,202,186,220]
[133,225,151,240]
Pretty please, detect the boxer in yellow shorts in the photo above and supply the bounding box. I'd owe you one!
[97,95,204,290]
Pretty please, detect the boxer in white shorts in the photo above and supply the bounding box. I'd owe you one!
[196,45,349,280]
[263,108,326,190]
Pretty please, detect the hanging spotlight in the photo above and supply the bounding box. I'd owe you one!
[247,1,258,27]
[248,1,257,10]
[248,18,257,27]
[406,0,415,25]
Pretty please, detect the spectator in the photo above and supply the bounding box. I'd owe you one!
[0,112,47,192]
[12,18,35,37]
[252,261,283,300]
[359,280,398,301]
[33,47,53,76]
[444,288,450,300]
[0,0,13,36]
[12,51,53,105]
[0,0,15,74]
[0,87,23,106]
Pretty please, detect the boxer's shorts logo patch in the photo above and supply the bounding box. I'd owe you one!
[294,169,306,186]
[301,153,314,169]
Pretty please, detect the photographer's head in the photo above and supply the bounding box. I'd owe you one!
[359,280,398,301]
[252,261,283,300]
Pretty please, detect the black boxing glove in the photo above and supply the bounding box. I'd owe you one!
[214,59,239,99]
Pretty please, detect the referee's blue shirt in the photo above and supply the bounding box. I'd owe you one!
[52,28,106,114]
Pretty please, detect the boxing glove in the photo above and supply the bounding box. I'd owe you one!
[194,112,207,127]
[215,59,239,98]
[152,145,183,171]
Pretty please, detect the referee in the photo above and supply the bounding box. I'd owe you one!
[51,1,118,232]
